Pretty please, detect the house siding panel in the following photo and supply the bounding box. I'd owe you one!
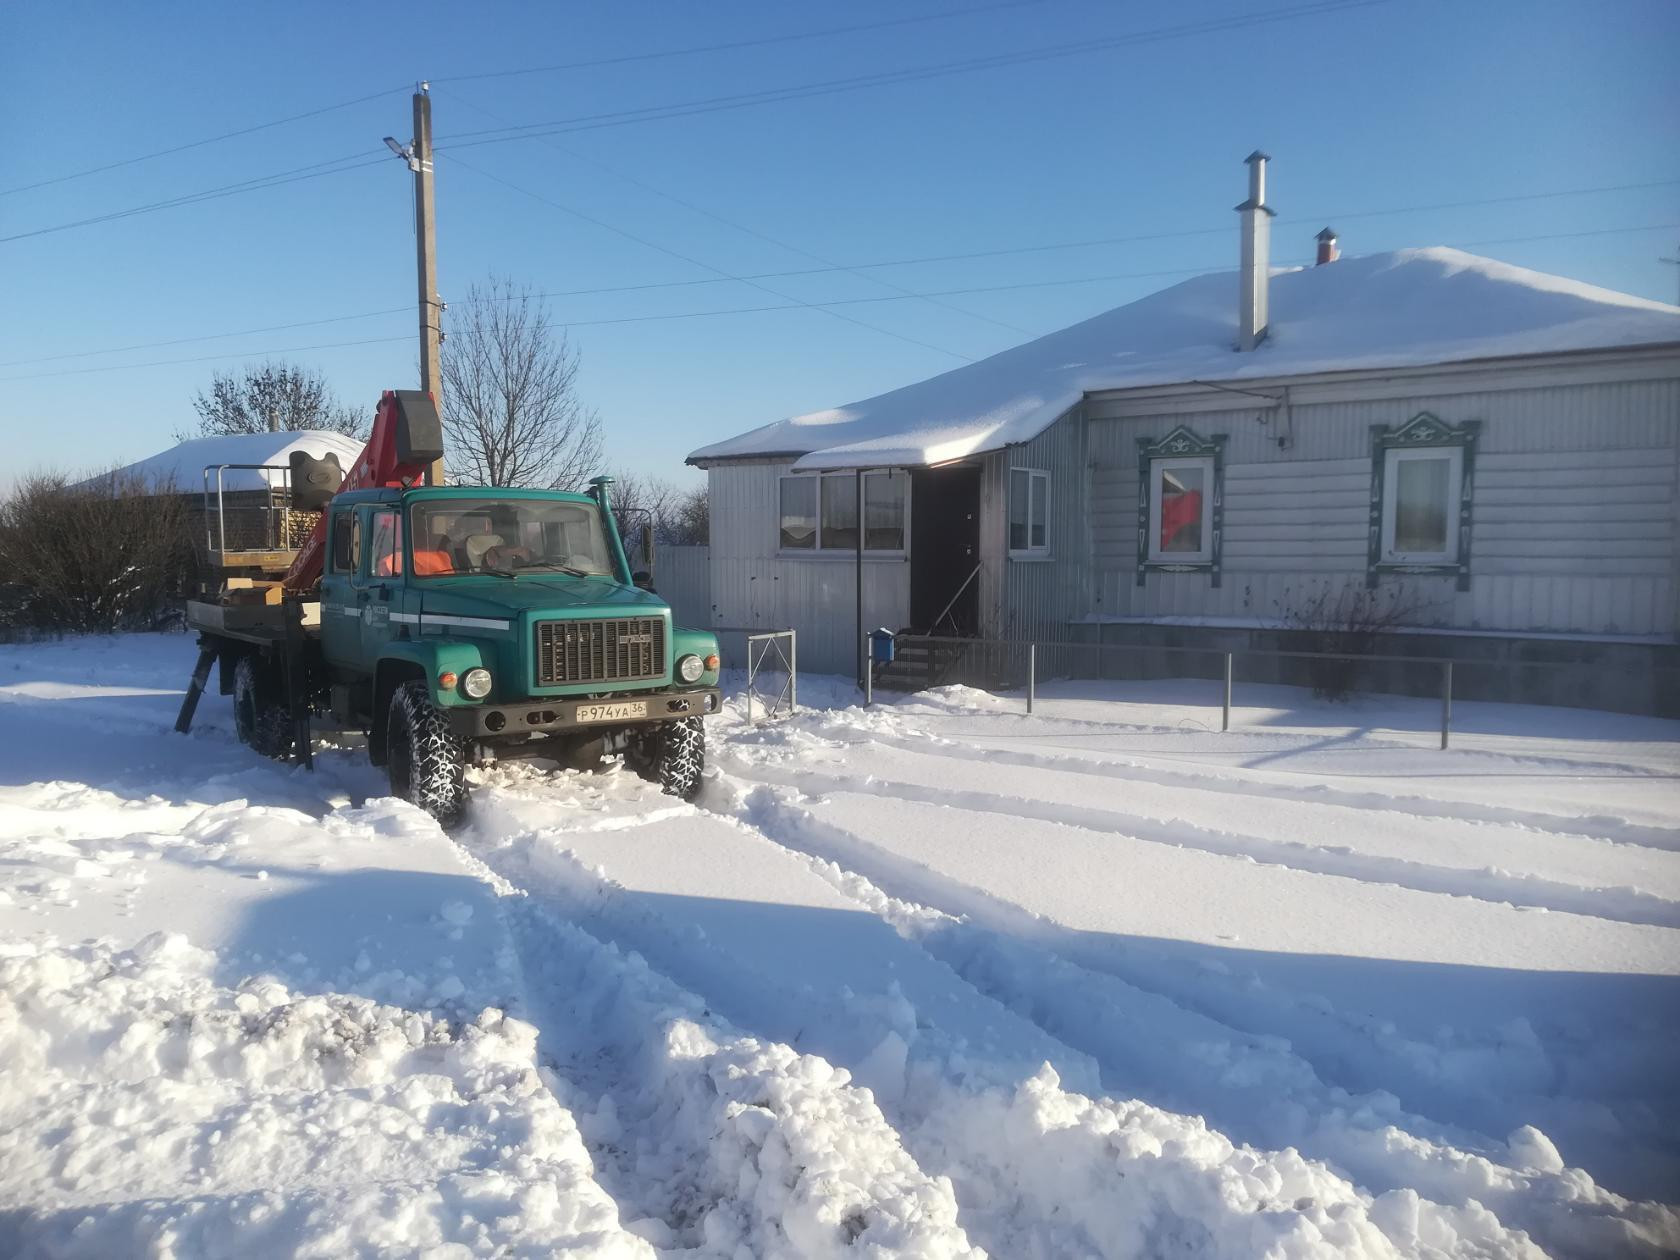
[704,462,910,676]
[1083,368,1679,636]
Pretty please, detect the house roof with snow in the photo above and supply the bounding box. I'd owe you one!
[98,430,367,493]
[687,248,1680,472]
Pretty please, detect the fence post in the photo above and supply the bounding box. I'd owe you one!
[1222,652,1232,732]
[1440,660,1452,750]
[1028,643,1036,714]
[789,630,797,714]
[863,632,873,708]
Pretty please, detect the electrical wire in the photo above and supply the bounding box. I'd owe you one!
[437,0,1390,150]
[7,219,1673,372]
[440,1,1052,84]
[434,83,1035,337]
[444,151,980,362]
[0,86,410,199]
[0,151,388,244]
[0,336,413,383]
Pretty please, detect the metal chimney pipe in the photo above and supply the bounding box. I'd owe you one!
[1316,226,1339,265]
[1235,151,1275,351]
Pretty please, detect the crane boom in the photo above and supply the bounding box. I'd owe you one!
[282,389,445,593]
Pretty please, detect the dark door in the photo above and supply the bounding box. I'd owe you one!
[910,465,981,634]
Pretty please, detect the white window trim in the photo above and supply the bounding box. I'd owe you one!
[1146,455,1214,564]
[1381,445,1462,564]
[777,471,909,556]
[1008,467,1051,558]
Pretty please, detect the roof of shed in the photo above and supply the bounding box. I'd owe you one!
[687,247,1680,472]
[101,430,367,493]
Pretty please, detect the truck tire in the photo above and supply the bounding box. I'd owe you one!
[387,681,469,827]
[234,655,294,760]
[630,717,705,801]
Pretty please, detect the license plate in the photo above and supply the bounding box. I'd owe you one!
[575,700,649,723]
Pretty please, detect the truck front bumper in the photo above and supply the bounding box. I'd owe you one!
[446,688,722,739]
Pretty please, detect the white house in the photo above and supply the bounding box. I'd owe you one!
[687,158,1680,712]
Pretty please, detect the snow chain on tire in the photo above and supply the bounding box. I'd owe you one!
[234,654,294,761]
[388,680,469,828]
[656,716,705,801]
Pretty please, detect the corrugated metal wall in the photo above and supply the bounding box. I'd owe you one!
[1086,368,1680,637]
[704,461,910,676]
[655,545,711,630]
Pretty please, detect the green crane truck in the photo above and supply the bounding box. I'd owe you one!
[175,390,721,826]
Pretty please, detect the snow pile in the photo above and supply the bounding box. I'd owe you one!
[687,247,1680,469]
[0,932,648,1258]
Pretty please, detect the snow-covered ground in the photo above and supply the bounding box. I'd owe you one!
[1,633,1676,1259]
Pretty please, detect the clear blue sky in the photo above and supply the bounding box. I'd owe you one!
[2,0,1676,492]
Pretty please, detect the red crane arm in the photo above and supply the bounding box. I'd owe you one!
[282,390,443,593]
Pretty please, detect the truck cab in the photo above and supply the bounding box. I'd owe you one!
[317,479,719,822]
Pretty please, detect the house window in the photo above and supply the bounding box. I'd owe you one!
[1147,457,1213,563]
[821,476,858,551]
[1382,446,1461,561]
[1135,427,1226,585]
[779,472,906,552]
[1009,468,1050,556]
[1367,412,1480,589]
[779,477,817,550]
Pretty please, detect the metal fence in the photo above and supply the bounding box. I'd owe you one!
[720,627,797,725]
[865,632,1679,748]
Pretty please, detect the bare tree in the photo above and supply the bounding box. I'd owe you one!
[181,361,366,440]
[609,470,709,546]
[441,278,603,488]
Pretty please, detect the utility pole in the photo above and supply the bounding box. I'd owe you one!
[412,83,444,485]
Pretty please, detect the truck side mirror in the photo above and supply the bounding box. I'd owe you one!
[639,523,654,569]
[632,570,654,591]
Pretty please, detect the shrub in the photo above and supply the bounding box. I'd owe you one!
[1272,580,1436,700]
[0,470,192,634]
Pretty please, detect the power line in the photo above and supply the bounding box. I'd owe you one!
[441,1,1051,84]
[0,151,387,245]
[435,84,1035,337]
[0,307,411,369]
[445,151,980,362]
[437,0,1389,151]
[8,219,1673,371]
[0,86,409,200]
[0,336,413,383]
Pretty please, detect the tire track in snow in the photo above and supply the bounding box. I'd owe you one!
[713,776,1680,1260]
[845,724,1680,854]
[446,788,984,1259]
[724,761,1680,929]
[459,769,1556,1260]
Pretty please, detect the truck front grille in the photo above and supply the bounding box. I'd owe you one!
[535,617,665,686]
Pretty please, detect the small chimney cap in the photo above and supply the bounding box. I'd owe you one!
[1315,226,1338,241]
[1244,150,1272,164]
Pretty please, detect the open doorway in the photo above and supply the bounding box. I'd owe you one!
[910,464,981,634]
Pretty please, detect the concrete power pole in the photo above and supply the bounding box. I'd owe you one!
[413,83,444,485]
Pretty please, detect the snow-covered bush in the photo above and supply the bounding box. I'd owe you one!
[0,469,191,635]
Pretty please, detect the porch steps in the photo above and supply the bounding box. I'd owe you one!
[873,637,972,693]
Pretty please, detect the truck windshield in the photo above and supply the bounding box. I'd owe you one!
[408,497,616,578]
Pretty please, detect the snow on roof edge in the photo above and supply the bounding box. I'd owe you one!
[687,247,1680,471]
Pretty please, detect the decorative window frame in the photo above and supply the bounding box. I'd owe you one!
[1136,426,1226,586]
[1366,412,1480,590]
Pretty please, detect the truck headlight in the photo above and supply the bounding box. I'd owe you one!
[462,668,493,699]
[676,654,704,684]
